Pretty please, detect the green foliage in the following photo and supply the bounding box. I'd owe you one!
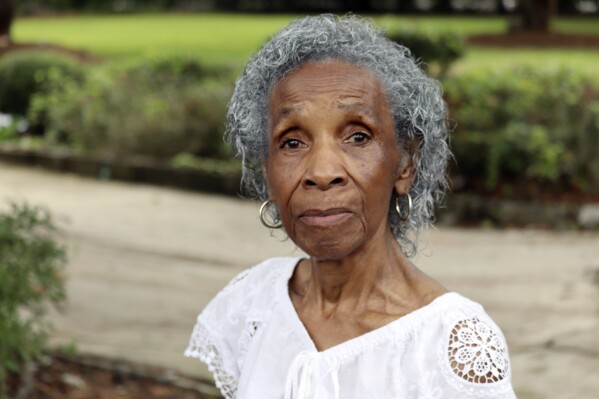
[12,15,599,70]
[0,50,85,116]
[16,0,72,14]
[0,202,66,396]
[0,121,18,143]
[0,115,28,143]
[171,153,241,174]
[109,54,232,84]
[0,126,16,143]
[16,0,177,13]
[445,66,599,193]
[29,56,233,159]
[385,28,466,79]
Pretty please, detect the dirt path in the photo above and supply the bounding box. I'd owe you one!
[1,161,598,399]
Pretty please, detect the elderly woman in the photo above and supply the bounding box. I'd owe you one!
[185,15,516,399]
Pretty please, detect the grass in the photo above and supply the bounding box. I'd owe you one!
[553,17,599,34]
[12,13,599,70]
[13,13,296,64]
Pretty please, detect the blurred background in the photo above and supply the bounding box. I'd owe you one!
[0,1,598,398]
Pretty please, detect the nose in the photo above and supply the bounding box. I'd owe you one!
[302,141,348,190]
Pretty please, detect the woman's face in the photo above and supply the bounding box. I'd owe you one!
[266,60,413,259]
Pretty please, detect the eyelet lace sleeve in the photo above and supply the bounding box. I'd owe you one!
[442,316,513,397]
[448,317,509,383]
[184,260,284,399]
[183,270,253,399]
[185,321,238,399]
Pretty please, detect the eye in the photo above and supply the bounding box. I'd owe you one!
[280,138,305,150]
[346,131,371,144]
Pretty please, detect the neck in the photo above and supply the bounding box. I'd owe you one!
[293,226,416,313]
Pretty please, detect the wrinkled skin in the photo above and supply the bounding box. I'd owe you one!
[266,60,446,350]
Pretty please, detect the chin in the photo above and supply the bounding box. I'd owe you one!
[293,233,363,261]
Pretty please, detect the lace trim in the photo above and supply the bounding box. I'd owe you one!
[184,321,237,399]
[440,317,512,397]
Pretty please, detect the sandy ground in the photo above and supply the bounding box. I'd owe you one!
[1,161,598,399]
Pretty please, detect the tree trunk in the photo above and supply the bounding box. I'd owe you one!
[0,0,15,47]
[513,0,555,32]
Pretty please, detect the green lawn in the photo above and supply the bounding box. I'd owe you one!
[12,13,599,71]
[553,17,599,34]
[13,13,296,64]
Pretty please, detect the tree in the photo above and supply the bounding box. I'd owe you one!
[0,0,14,47]
[513,0,558,32]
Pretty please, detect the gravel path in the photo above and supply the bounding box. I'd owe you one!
[1,161,598,399]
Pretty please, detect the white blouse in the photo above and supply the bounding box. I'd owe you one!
[185,257,517,399]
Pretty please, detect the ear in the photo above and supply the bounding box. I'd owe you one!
[394,161,416,195]
[394,144,417,195]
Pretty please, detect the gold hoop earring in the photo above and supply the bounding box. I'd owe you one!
[259,200,283,229]
[395,193,412,222]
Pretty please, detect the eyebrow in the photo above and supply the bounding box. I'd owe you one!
[337,101,381,124]
[270,93,385,137]
[276,100,374,117]
[278,106,301,118]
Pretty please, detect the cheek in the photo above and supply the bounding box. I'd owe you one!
[353,146,398,190]
[266,156,298,204]
[350,147,399,225]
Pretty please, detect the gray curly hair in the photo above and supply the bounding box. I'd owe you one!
[226,14,450,256]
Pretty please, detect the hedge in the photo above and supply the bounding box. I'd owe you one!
[6,48,599,198]
[386,28,466,79]
[0,50,85,116]
[445,66,599,194]
[28,56,233,159]
[0,202,66,398]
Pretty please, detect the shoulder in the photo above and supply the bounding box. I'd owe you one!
[226,256,297,291]
[415,293,516,398]
[210,256,297,316]
[441,294,515,397]
[184,257,299,398]
[188,256,298,335]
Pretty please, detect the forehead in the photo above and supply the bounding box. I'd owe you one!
[268,60,388,114]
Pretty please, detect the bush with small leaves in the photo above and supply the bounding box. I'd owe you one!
[0,50,85,116]
[445,66,599,194]
[0,202,67,398]
[29,56,233,159]
[386,28,465,79]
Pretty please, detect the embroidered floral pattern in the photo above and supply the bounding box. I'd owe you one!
[409,369,443,399]
[237,320,262,370]
[447,317,509,384]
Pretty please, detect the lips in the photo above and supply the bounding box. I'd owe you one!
[298,208,352,227]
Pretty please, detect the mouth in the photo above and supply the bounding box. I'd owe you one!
[299,208,352,227]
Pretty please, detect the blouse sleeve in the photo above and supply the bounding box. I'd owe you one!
[438,310,517,398]
[184,267,257,399]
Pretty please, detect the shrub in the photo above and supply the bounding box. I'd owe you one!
[0,114,28,143]
[171,152,241,174]
[386,28,465,79]
[29,56,233,159]
[0,50,85,116]
[0,202,66,397]
[445,66,599,194]
[111,54,228,83]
